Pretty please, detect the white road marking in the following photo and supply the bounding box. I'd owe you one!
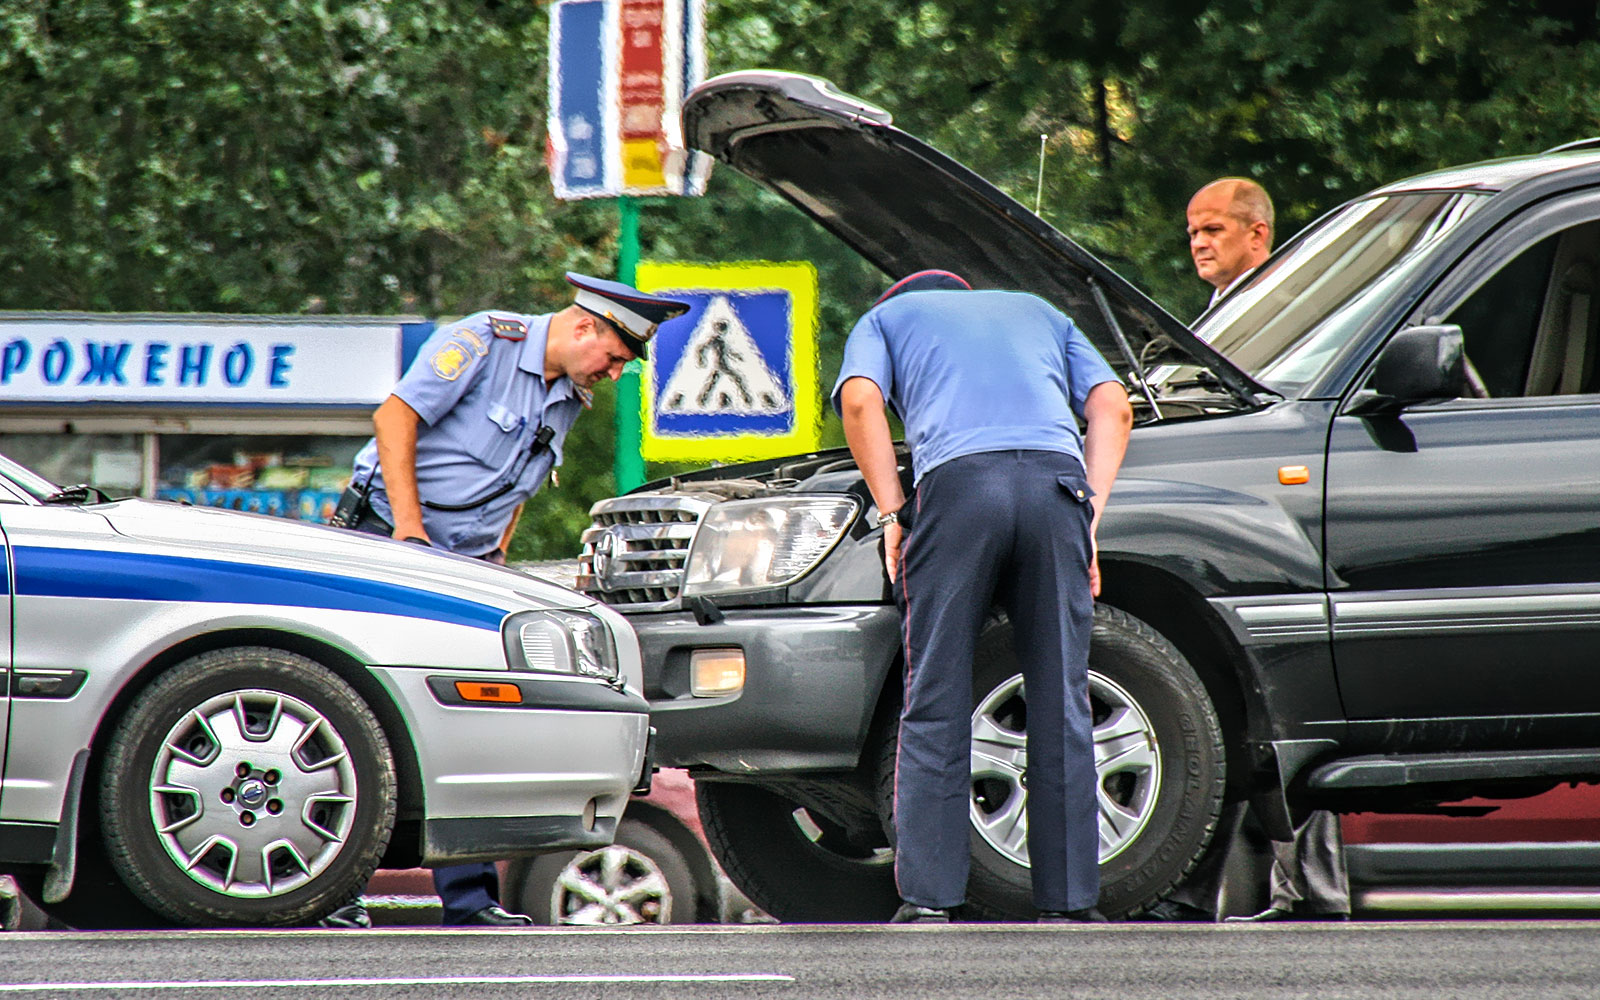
[0,974,794,992]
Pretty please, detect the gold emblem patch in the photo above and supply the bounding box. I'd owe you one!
[431,343,472,381]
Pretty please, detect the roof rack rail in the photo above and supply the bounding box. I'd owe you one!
[1542,137,1600,155]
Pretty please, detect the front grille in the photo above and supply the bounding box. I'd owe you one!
[577,494,711,609]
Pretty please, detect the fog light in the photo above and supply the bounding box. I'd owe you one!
[690,648,746,697]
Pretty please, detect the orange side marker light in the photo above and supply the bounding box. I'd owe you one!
[454,680,523,704]
[1278,465,1311,486]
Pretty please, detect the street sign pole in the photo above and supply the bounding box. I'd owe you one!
[613,194,646,492]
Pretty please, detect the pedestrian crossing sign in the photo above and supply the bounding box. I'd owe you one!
[634,260,820,462]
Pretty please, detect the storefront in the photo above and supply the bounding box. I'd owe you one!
[0,312,434,522]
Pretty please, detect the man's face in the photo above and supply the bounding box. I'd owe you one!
[566,317,636,389]
[1187,189,1269,292]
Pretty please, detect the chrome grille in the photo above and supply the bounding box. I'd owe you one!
[577,494,711,609]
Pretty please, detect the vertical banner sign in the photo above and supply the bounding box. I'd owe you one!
[548,0,710,198]
[634,261,820,463]
[548,0,615,198]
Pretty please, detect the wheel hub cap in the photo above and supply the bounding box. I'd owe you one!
[969,669,1161,868]
[552,845,672,925]
[148,689,359,898]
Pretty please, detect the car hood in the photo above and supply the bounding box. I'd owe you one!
[94,498,595,613]
[682,71,1273,402]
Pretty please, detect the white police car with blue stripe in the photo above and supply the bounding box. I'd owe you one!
[0,453,649,928]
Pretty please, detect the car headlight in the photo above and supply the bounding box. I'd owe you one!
[503,609,620,682]
[682,496,858,597]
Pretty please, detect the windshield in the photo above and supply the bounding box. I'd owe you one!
[0,452,64,501]
[1182,191,1491,395]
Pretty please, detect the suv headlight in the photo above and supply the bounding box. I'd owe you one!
[682,496,858,597]
[503,609,620,682]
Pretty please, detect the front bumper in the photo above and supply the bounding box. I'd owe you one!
[626,604,903,773]
[371,667,650,864]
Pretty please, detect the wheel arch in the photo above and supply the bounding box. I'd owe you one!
[1097,560,1262,795]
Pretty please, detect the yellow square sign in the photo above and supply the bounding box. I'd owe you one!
[634,261,820,463]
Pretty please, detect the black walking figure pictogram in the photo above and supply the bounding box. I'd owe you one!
[694,318,755,409]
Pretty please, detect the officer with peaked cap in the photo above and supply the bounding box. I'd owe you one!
[322,272,688,928]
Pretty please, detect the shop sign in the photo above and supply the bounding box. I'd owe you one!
[0,317,404,406]
[634,260,820,462]
[547,0,710,199]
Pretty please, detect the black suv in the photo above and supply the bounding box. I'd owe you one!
[577,71,1600,921]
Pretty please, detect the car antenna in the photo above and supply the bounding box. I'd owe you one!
[1034,134,1047,215]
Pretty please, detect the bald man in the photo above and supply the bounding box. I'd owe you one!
[1187,178,1274,308]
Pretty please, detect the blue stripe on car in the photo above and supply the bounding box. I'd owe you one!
[14,546,506,631]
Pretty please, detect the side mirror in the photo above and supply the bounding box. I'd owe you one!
[1348,324,1466,414]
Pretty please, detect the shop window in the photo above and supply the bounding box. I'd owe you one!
[156,434,364,523]
[0,434,144,493]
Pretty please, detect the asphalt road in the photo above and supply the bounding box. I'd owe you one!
[2,922,1599,999]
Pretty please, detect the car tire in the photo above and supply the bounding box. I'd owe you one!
[505,814,701,924]
[696,781,900,923]
[97,647,397,927]
[875,605,1226,920]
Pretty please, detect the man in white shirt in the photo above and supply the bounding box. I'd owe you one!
[1187,177,1274,309]
[1160,177,1351,922]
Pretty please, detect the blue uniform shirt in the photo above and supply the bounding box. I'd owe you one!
[352,311,583,556]
[831,289,1122,484]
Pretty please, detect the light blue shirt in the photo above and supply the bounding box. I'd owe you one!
[352,311,583,556]
[831,289,1121,484]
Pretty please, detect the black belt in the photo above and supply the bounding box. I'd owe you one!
[421,425,556,512]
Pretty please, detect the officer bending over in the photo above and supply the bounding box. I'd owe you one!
[323,272,687,928]
[835,270,1133,923]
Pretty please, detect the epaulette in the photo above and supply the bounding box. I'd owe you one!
[489,315,527,341]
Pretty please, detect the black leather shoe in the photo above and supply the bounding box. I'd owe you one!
[459,905,534,927]
[1037,907,1110,924]
[890,902,952,924]
[1135,899,1213,923]
[319,903,372,929]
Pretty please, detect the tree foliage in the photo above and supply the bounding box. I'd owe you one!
[5,0,1600,557]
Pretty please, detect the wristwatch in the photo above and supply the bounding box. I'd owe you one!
[875,509,901,529]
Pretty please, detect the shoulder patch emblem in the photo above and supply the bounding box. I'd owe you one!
[430,342,473,381]
[489,315,527,341]
[454,325,489,357]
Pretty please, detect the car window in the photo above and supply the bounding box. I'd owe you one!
[1187,191,1490,396]
[1442,220,1600,398]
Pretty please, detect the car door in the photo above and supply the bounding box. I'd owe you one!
[1324,193,1600,736]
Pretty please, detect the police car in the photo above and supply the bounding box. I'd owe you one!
[0,452,649,928]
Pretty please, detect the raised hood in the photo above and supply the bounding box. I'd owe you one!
[683,71,1272,401]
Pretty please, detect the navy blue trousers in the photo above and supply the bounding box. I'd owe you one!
[892,450,1100,912]
[343,511,504,924]
[433,864,500,924]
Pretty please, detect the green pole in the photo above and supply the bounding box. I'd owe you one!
[613,195,646,493]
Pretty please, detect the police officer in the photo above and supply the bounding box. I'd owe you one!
[323,272,688,928]
[834,270,1133,923]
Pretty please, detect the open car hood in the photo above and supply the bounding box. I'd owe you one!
[683,71,1273,402]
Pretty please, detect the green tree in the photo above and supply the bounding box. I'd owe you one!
[8,0,1600,558]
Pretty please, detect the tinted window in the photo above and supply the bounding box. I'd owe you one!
[1443,218,1600,398]
[1446,236,1555,397]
